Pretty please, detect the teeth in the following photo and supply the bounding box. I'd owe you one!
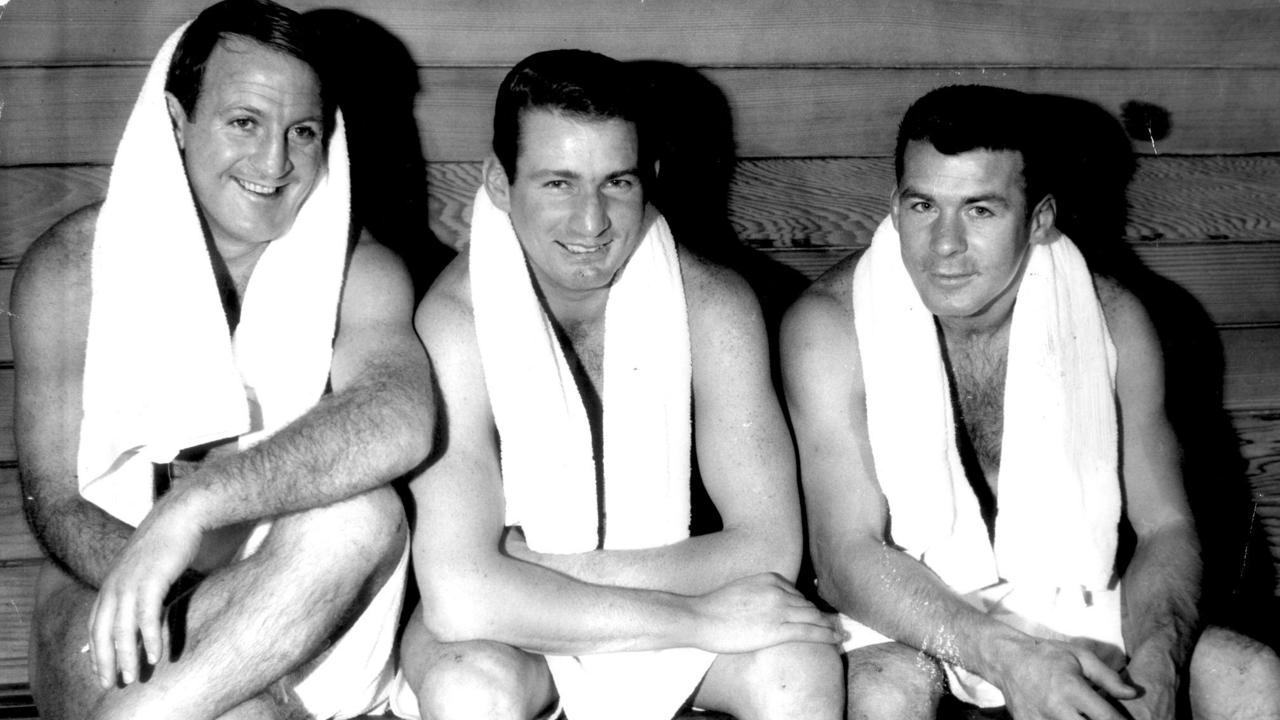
[564,243,600,254]
[237,179,279,195]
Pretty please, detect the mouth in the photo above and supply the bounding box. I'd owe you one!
[930,270,975,285]
[558,240,611,256]
[235,178,283,197]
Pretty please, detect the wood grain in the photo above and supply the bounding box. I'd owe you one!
[4,66,1279,165]
[2,0,1276,67]
[0,562,38,691]
[0,470,40,564]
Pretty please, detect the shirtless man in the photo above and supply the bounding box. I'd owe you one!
[395,49,843,720]
[782,84,1280,719]
[13,1,433,718]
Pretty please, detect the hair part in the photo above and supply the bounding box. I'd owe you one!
[165,0,328,122]
[894,84,1047,214]
[492,49,651,183]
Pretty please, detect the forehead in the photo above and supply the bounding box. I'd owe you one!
[514,109,639,176]
[900,141,1025,199]
[197,36,321,117]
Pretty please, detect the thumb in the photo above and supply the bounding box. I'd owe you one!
[1077,648,1138,700]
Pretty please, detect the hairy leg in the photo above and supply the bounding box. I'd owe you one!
[691,641,844,720]
[30,487,406,720]
[1188,625,1280,720]
[399,604,557,720]
[845,642,946,720]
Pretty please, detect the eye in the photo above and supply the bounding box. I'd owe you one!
[291,124,320,142]
[970,206,995,218]
[606,177,635,191]
[908,200,933,213]
[229,117,256,131]
[543,179,570,190]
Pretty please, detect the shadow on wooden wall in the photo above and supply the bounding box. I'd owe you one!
[307,9,456,300]
[1038,92,1276,644]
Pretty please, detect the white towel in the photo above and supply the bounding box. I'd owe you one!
[469,186,714,720]
[77,23,351,527]
[845,216,1124,706]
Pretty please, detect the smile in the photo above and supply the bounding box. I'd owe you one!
[559,240,610,255]
[235,178,283,196]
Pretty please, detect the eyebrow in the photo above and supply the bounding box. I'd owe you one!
[528,167,642,182]
[899,187,1010,206]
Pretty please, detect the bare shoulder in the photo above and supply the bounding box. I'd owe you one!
[341,229,415,307]
[413,250,477,357]
[780,249,864,357]
[1093,273,1159,356]
[12,204,100,341]
[14,204,99,301]
[677,246,759,324]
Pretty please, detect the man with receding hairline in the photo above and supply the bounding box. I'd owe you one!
[13,1,433,718]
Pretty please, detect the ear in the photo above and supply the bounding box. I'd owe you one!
[163,91,188,151]
[482,155,512,213]
[888,187,902,232]
[1029,194,1058,244]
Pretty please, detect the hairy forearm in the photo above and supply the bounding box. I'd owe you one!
[1121,522,1201,665]
[22,475,132,588]
[822,539,1025,677]
[513,525,799,596]
[169,362,433,530]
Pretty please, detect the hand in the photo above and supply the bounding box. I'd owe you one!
[995,636,1138,720]
[691,572,845,654]
[89,493,204,688]
[1116,642,1180,720]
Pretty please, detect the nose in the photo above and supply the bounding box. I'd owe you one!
[572,190,611,237]
[930,213,966,257]
[251,131,293,179]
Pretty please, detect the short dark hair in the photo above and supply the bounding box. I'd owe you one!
[894,85,1047,212]
[492,49,650,182]
[165,0,327,121]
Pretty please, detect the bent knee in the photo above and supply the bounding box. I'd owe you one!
[1189,626,1280,715]
[414,640,549,720]
[699,642,843,719]
[846,642,944,720]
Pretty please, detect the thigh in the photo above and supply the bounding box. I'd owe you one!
[845,642,946,720]
[399,603,556,720]
[29,561,107,720]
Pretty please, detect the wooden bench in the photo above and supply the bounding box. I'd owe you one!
[2,0,1278,714]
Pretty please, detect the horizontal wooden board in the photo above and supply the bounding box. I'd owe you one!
[1,0,1277,68]
[0,562,38,691]
[0,470,40,564]
[4,66,1280,165]
[0,371,12,462]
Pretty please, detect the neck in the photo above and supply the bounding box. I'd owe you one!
[539,284,611,329]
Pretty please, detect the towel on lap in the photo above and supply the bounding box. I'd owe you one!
[77,22,351,527]
[844,216,1124,707]
[469,185,715,720]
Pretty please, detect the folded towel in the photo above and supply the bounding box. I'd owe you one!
[469,186,713,720]
[846,216,1124,705]
[78,22,351,527]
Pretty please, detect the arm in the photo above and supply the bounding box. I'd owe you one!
[412,258,841,657]
[780,261,1134,720]
[507,255,803,594]
[91,233,435,685]
[1102,279,1201,719]
[11,205,135,587]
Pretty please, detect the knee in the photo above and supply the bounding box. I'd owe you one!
[718,642,844,719]
[1189,625,1280,717]
[279,486,406,578]
[414,640,543,720]
[846,643,944,720]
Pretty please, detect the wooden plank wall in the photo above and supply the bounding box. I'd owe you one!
[2,0,1279,699]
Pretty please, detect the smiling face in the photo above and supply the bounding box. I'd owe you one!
[167,36,325,258]
[891,140,1055,330]
[486,109,647,302]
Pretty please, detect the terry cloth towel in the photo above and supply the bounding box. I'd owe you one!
[77,22,351,527]
[468,186,715,720]
[843,216,1124,707]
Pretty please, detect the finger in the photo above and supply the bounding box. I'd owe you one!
[1066,682,1129,720]
[781,620,848,645]
[1078,649,1138,700]
[113,591,142,685]
[90,590,118,688]
[138,578,166,667]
